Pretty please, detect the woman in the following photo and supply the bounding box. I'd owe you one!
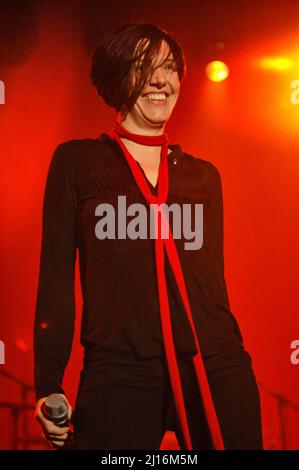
[34,23,263,450]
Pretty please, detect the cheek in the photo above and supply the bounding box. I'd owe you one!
[172,85,180,101]
[171,76,180,95]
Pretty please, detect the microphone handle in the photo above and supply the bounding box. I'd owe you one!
[42,403,74,450]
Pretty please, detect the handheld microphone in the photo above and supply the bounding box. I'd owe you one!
[42,393,74,449]
[42,393,70,426]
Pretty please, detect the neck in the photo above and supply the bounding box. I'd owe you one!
[110,120,169,157]
[117,112,166,136]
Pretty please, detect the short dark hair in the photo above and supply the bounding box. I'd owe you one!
[89,23,186,113]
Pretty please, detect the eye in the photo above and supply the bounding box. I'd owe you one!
[163,62,177,71]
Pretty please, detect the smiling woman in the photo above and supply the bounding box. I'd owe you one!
[34,22,262,451]
[127,41,181,130]
[89,23,186,116]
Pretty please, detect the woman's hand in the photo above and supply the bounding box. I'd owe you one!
[34,395,72,448]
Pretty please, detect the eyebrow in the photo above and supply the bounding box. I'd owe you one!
[133,53,176,75]
[154,55,176,67]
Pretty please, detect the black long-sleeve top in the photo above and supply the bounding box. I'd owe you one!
[33,133,243,400]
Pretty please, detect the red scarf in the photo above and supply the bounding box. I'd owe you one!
[109,121,224,450]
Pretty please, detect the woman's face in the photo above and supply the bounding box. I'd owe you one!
[123,40,181,132]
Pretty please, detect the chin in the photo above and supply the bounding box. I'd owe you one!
[144,118,168,128]
[143,111,172,125]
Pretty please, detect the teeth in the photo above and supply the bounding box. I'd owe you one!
[145,93,166,100]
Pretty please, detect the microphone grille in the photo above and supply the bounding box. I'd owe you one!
[44,393,68,419]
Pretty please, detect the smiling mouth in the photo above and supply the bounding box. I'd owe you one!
[142,93,169,104]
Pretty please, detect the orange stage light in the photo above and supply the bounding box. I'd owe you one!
[205,60,229,82]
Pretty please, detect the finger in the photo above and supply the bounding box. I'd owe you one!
[35,401,47,421]
[43,422,70,435]
[43,433,68,447]
[36,412,60,430]
[45,432,69,441]
[36,411,47,423]
[51,440,66,448]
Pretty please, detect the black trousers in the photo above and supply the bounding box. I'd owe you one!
[72,343,263,450]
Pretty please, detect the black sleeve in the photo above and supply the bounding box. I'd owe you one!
[208,162,231,310]
[33,142,78,401]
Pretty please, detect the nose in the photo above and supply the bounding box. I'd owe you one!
[149,65,167,88]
